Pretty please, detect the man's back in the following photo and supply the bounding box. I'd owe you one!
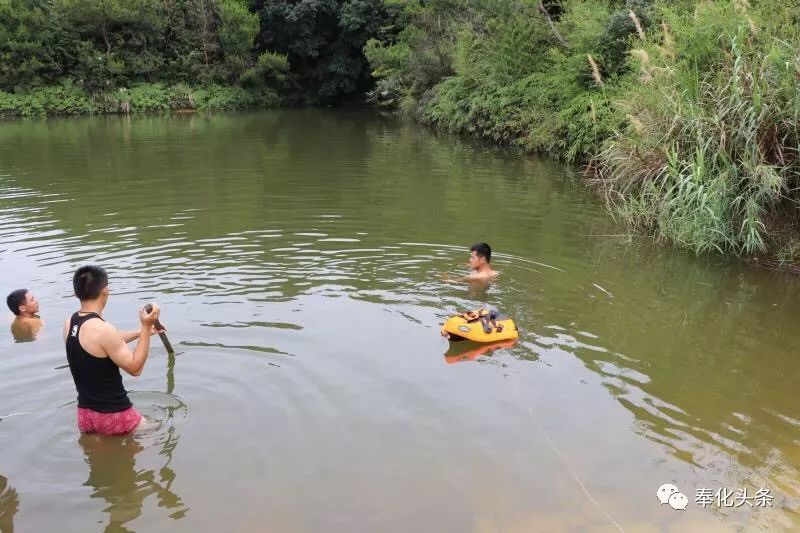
[65,312,132,413]
[11,316,42,342]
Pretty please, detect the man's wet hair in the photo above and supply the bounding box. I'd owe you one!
[470,242,492,263]
[73,266,108,301]
[6,289,29,315]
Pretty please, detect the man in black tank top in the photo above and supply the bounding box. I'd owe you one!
[63,265,163,435]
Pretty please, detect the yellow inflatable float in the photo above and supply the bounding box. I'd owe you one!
[441,308,518,343]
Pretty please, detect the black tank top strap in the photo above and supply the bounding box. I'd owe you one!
[71,311,104,325]
[68,311,104,345]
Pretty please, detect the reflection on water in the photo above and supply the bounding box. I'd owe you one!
[0,475,19,533]
[0,110,799,531]
[79,395,187,533]
[444,339,518,364]
[79,435,184,532]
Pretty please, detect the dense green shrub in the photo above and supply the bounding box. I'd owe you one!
[0,0,392,104]
[0,83,277,116]
[0,85,95,116]
[366,0,800,257]
[597,2,800,255]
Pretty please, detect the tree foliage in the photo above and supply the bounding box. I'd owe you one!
[254,0,401,104]
[0,0,395,102]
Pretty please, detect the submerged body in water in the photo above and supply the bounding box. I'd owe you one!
[6,289,43,342]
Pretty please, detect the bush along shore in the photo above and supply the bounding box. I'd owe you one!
[365,0,800,266]
[0,0,401,114]
[0,84,279,116]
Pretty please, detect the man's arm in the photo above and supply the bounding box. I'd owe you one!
[121,324,165,343]
[101,305,160,377]
[466,270,499,281]
[120,330,141,343]
[442,272,469,283]
[102,323,151,376]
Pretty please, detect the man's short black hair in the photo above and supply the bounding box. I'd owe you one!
[470,242,492,262]
[73,266,108,301]
[6,289,29,315]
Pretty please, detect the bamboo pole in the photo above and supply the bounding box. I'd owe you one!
[144,303,174,354]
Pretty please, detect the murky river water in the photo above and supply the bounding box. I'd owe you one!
[0,110,798,532]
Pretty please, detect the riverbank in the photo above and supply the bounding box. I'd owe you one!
[0,84,279,117]
[365,0,800,265]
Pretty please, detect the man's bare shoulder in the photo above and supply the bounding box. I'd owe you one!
[66,315,116,337]
[16,315,42,326]
[88,318,117,335]
[467,270,499,280]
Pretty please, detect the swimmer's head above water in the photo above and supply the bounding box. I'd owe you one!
[467,243,498,280]
[442,242,499,284]
[6,289,39,318]
[7,288,43,342]
[468,243,491,269]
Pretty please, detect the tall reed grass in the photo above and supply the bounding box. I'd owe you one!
[595,2,800,255]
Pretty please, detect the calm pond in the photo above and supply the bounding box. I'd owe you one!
[0,110,798,532]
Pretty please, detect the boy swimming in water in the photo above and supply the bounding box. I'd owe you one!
[7,289,43,342]
[466,242,498,281]
[443,242,499,283]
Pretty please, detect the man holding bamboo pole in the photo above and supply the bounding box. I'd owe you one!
[62,265,164,435]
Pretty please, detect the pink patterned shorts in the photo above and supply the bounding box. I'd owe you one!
[77,406,142,436]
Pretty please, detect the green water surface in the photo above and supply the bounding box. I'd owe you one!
[0,110,798,532]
